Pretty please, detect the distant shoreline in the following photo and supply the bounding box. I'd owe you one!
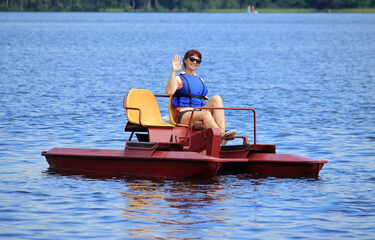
[204,8,375,13]
[1,8,375,13]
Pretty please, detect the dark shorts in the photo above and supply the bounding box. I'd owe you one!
[177,109,202,123]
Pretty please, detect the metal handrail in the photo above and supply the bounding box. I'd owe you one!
[123,93,145,127]
[123,92,256,148]
[182,107,256,148]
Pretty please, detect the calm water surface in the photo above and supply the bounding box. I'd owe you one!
[1,12,375,239]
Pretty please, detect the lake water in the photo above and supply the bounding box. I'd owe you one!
[1,12,375,239]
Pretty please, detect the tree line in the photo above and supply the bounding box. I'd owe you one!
[2,0,375,12]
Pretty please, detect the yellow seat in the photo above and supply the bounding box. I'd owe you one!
[125,89,173,127]
[168,96,189,127]
[168,96,177,125]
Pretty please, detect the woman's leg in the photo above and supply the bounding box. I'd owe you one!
[203,95,225,132]
[179,110,225,134]
[204,95,236,143]
[179,95,226,134]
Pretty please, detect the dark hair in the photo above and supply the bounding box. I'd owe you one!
[183,49,202,69]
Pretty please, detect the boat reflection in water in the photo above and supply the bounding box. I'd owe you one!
[44,169,323,239]
[120,178,227,238]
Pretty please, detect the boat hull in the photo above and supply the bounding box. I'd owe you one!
[43,148,327,179]
[42,148,222,179]
[220,153,327,178]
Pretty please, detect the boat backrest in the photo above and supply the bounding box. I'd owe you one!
[168,96,177,125]
[125,89,173,128]
[168,96,188,127]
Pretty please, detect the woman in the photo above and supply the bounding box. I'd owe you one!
[166,49,236,145]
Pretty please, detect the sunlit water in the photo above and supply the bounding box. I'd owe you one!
[1,12,374,239]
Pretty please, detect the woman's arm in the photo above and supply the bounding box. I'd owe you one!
[166,55,183,96]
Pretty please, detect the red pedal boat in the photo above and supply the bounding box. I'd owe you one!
[42,89,327,179]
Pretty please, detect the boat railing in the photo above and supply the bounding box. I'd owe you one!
[123,92,256,148]
[183,107,256,148]
[123,92,146,127]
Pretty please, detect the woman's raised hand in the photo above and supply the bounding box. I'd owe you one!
[172,55,183,73]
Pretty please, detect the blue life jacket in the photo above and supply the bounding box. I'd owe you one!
[172,73,208,107]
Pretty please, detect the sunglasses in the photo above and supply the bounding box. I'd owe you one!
[188,56,202,64]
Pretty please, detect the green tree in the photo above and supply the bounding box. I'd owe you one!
[2,0,375,12]
[223,0,239,8]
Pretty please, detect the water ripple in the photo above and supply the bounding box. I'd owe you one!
[1,12,375,239]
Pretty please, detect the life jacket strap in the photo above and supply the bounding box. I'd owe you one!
[173,93,208,101]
